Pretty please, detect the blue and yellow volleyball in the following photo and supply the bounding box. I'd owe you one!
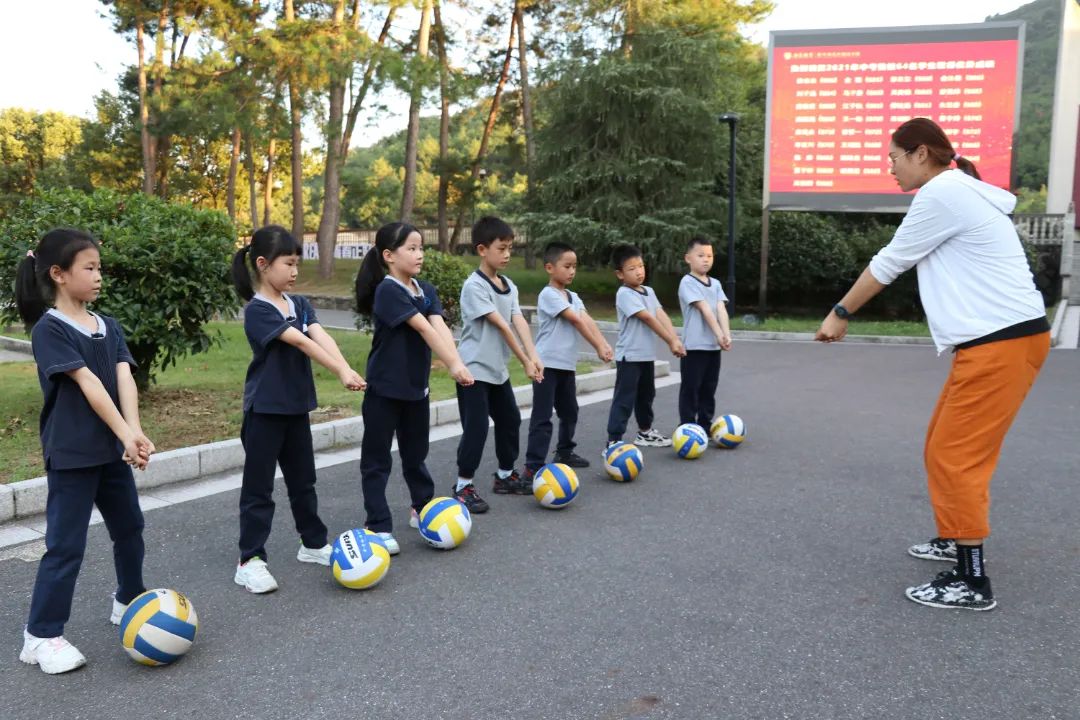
[418,496,472,550]
[331,529,391,589]
[710,414,746,449]
[119,589,198,666]
[532,463,580,508]
[603,442,644,482]
[673,423,709,459]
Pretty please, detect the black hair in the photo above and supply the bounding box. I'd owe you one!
[472,216,514,250]
[686,236,712,252]
[354,221,422,315]
[231,225,303,302]
[543,242,575,266]
[610,243,642,271]
[15,228,100,326]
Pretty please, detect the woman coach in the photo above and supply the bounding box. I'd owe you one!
[815,117,1050,611]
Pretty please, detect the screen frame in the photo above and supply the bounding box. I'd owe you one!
[763,21,1026,212]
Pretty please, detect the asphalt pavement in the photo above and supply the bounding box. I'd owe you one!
[1,340,1078,720]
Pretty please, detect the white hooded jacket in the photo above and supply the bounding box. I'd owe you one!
[868,169,1046,353]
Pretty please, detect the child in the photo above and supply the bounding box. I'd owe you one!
[15,228,154,674]
[606,244,686,449]
[678,237,732,429]
[354,222,474,553]
[231,225,365,593]
[454,216,544,511]
[525,242,613,480]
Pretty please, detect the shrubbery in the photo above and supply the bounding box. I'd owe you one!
[0,189,240,388]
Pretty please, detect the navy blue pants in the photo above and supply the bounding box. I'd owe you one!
[606,361,656,442]
[525,368,578,472]
[27,460,145,638]
[360,392,435,533]
[239,411,328,563]
[456,380,521,479]
[679,350,722,428]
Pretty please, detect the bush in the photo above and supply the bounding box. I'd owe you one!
[0,188,240,388]
[419,250,472,326]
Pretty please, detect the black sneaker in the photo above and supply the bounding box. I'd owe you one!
[553,451,591,468]
[907,537,957,562]
[635,428,671,447]
[905,573,996,611]
[452,484,489,513]
[492,470,531,495]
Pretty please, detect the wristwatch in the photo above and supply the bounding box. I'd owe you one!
[832,303,853,320]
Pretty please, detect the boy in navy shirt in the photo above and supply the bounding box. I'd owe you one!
[678,237,732,429]
[606,244,685,449]
[453,216,544,511]
[525,242,612,480]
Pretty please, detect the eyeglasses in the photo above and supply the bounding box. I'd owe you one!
[887,149,912,166]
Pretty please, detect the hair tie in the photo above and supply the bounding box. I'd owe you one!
[953,152,962,161]
[26,250,35,259]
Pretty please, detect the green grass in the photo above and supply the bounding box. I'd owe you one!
[0,321,595,485]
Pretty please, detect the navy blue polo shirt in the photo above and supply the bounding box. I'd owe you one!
[242,293,319,414]
[32,310,136,470]
[365,277,443,401]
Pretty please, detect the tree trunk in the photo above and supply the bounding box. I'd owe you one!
[434,0,450,252]
[515,8,536,268]
[263,136,276,226]
[227,127,241,222]
[449,3,520,247]
[284,0,305,240]
[400,0,433,222]
[244,131,259,230]
[136,20,155,195]
[157,135,171,199]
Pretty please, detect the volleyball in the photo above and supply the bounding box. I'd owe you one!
[119,589,198,666]
[672,423,709,459]
[331,529,391,589]
[418,497,472,550]
[604,442,643,482]
[532,463,580,508]
[710,414,746,448]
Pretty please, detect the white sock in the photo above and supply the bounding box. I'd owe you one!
[455,477,472,492]
[497,468,514,480]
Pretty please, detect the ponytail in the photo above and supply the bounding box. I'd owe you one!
[232,246,255,301]
[15,228,99,328]
[954,154,981,181]
[354,221,422,316]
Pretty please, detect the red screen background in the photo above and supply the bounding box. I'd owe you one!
[768,39,1019,195]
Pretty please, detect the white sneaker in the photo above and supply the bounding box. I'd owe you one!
[110,596,127,625]
[20,630,87,674]
[409,509,420,529]
[234,557,279,593]
[373,532,400,555]
[296,543,333,566]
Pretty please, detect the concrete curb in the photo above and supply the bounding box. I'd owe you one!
[0,335,32,355]
[1050,298,1069,347]
[0,361,669,522]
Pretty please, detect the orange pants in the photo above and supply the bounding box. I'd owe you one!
[923,332,1050,539]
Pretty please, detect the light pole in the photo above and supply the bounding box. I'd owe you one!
[718,113,739,307]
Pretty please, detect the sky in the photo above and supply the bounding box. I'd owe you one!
[0,0,1035,147]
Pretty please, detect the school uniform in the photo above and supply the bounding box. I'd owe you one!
[26,310,145,639]
[455,270,523,478]
[606,285,661,442]
[525,286,585,472]
[360,277,442,533]
[238,293,328,563]
[677,274,728,428]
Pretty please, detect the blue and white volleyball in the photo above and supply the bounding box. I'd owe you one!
[710,414,746,449]
[119,589,198,666]
[331,529,391,589]
[603,442,644,482]
[418,497,472,550]
[532,463,580,508]
[672,423,709,459]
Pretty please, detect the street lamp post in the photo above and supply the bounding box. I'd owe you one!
[718,113,739,307]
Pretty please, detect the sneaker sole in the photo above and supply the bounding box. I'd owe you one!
[635,440,671,447]
[907,548,957,562]
[19,651,86,674]
[233,576,278,594]
[296,555,330,566]
[904,588,997,611]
